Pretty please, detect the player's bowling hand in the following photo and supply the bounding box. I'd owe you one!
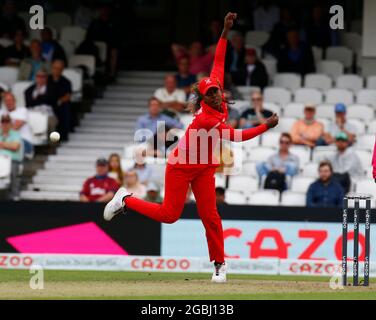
[266,113,279,128]
[224,12,237,30]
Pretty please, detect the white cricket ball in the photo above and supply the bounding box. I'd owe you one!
[50,131,60,142]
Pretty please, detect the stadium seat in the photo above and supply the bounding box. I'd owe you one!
[274,117,297,133]
[241,161,258,178]
[304,74,332,91]
[261,59,277,79]
[261,131,281,148]
[61,26,86,47]
[347,118,365,135]
[294,88,323,105]
[95,41,108,63]
[228,176,259,194]
[325,89,354,104]
[245,31,269,47]
[62,68,83,101]
[356,89,376,108]
[148,163,166,183]
[0,66,19,87]
[312,46,323,63]
[248,190,280,206]
[342,32,362,52]
[59,40,76,57]
[0,38,12,47]
[347,104,374,121]
[12,81,33,107]
[317,118,330,131]
[232,100,250,113]
[264,87,291,105]
[46,12,72,33]
[355,179,376,196]
[273,73,302,91]
[289,145,311,165]
[290,176,315,193]
[242,136,261,153]
[246,146,276,162]
[225,190,248,205]
[354,149,372,169]
[312,146,337,163]
[0,81,8,91]
[336,75,363,92]
[366,76,376,90]
[356,135,374,151]
[360,58,376,78]
[121,158,135,170]
[316,104,335,120]
[28,111,48,145]
[280,191,306,207]
[214,173,226,188]
[300,162,319,177]
[367,120,376,134]
[317,60,344,79]
[263,102,281,115]
[283,103,305,118]
[69,55,96,77]
[0,154,11,190]
[326,46,353,69]
[237,86,261,99]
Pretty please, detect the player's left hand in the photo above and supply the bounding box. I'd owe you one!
[265,113,279,129]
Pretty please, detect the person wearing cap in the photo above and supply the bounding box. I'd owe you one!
[290,104,324,147]
[80,158,119,203]
[104,13,279,283]
[323,103,357,145]
[239,91,274,128]
[0,114,22,199]
[328,132,363,193]
[143,182,163,204]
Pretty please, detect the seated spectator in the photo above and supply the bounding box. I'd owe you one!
[329,132,364,193]
[0,0,26,39]
[48,60,72,141]
[231,48,269,89]
[239,91,273,128]
[4,29,30,66]
[226,33,246,77]
[224,91,240,128]
[24,68,57,132]
[0,114,22,199]
[108,153,124,185]
[131,162,153,185]
[253,0,280,32]
[154,75,187,116]
[124,170,146,199]
[171,41,214,75]
[277,28,315,76]
[304,5,333,49]
[216,187,227,205]
[175,57,197,96]
[74,0,96,29]
[290,104,324,147]
[76,30,102,69]
[147,125,179,158]
[135,97,183,137]
[80,158,119,203]
[257,133,299,191]
[0,92,33,156]
[143,182,163,203]
[18,40,50,81]
[40,27,67,65]
[323,103,357,145]
[306,161,344,208]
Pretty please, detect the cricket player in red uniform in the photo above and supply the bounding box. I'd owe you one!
[104,12,279,282]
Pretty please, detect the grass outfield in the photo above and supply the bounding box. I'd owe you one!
[0,269,376,300]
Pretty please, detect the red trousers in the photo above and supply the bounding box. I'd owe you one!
[125,164,224,263]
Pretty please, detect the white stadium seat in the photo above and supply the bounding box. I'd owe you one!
[228,176,259,194]
[354,149,372,169]
[264,87,292,105]
[263,102,281,115]
[347,118,365,135]
[356,89,376,108]
[316,104,335,120]
[280,191,306,207]
[60,26,86,47]
[301,162,319,177]
[283,103,305,118]
[361,58,376,78]
[0,66,19,87]
[366,76,376,90]
[290,176,315,193]
[12,81,33,107]
[261,131,281,148]
[342,32,362,52]
[312,146,337,163]
[69,55,96,77]
[0,154,11,190]
[325,89,354,104]
[214,173,226,188]
[289,145,311,165]
[241,161,258,178]
[225,190,247,205]
[367,120,376,134]
[273,73,302,91]
[248,190,280,206]
[261,59,277,79]
[355,179,376,196]
[59,40,76,57]
[326,46,353,69]
[347,104,374,122]
[317,60,344,79]
[237,86,261,99]
[46,12,72,32]
[304,74,332,91]
[356,135,374,151]
[232,100,250,113]
[336,75,363,92]
[63,68,83,101]
[245,31,269,47]
[274,117,297,133]
[246,146,276,162]
[28,111,48,145]
[0,81,8,91]
[294,88,323,105]
[312,46,323,63]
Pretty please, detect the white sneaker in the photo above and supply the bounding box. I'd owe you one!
[211,262,227,283]
[103,187,132,221]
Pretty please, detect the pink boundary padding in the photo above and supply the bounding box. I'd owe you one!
[6,222,128,255]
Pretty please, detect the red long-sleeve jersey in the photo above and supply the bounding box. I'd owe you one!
[168,37,269,167]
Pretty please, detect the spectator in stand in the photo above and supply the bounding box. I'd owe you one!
[231,48,268,89]
[175,57,196,97]
[328,132,363,193]
[80,158,119,203]
[226,33,246,76]
[223,91,240,128]
[304,5,332,49]
[253,0,280,32]
[40,27,67,65]
[290,104,324,147]
[147,125,178,158]
[239,91,273,128]
[143,182,163,204]
[154,75,187,116]
[131,162,153,185]
[108,153,124,186]
[306,161,344,208]
[0,92,33,156]
[215,187,227,205]
[124,170,146,199]
[18,40,50,81]
[322,103,357,145]
[277,28,315,76]
[256,133,299,187]
[203,18,222,46]
[76,30,103,69]
[0,114,22,199]
[135,97,183,137]
[171,41,214,75]
[0,0,26,39]
[4,29,30,66]
[74,0,97,29]
[47,60,72,141]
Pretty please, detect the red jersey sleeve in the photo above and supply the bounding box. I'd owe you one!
[210,38,227,88]
[108,178,120,193]
[80,179,90,196]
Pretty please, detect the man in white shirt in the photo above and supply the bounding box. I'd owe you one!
[154,74,186,117]
[0,92,33,157]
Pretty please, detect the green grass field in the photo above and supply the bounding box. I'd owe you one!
[1,269,376,300]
